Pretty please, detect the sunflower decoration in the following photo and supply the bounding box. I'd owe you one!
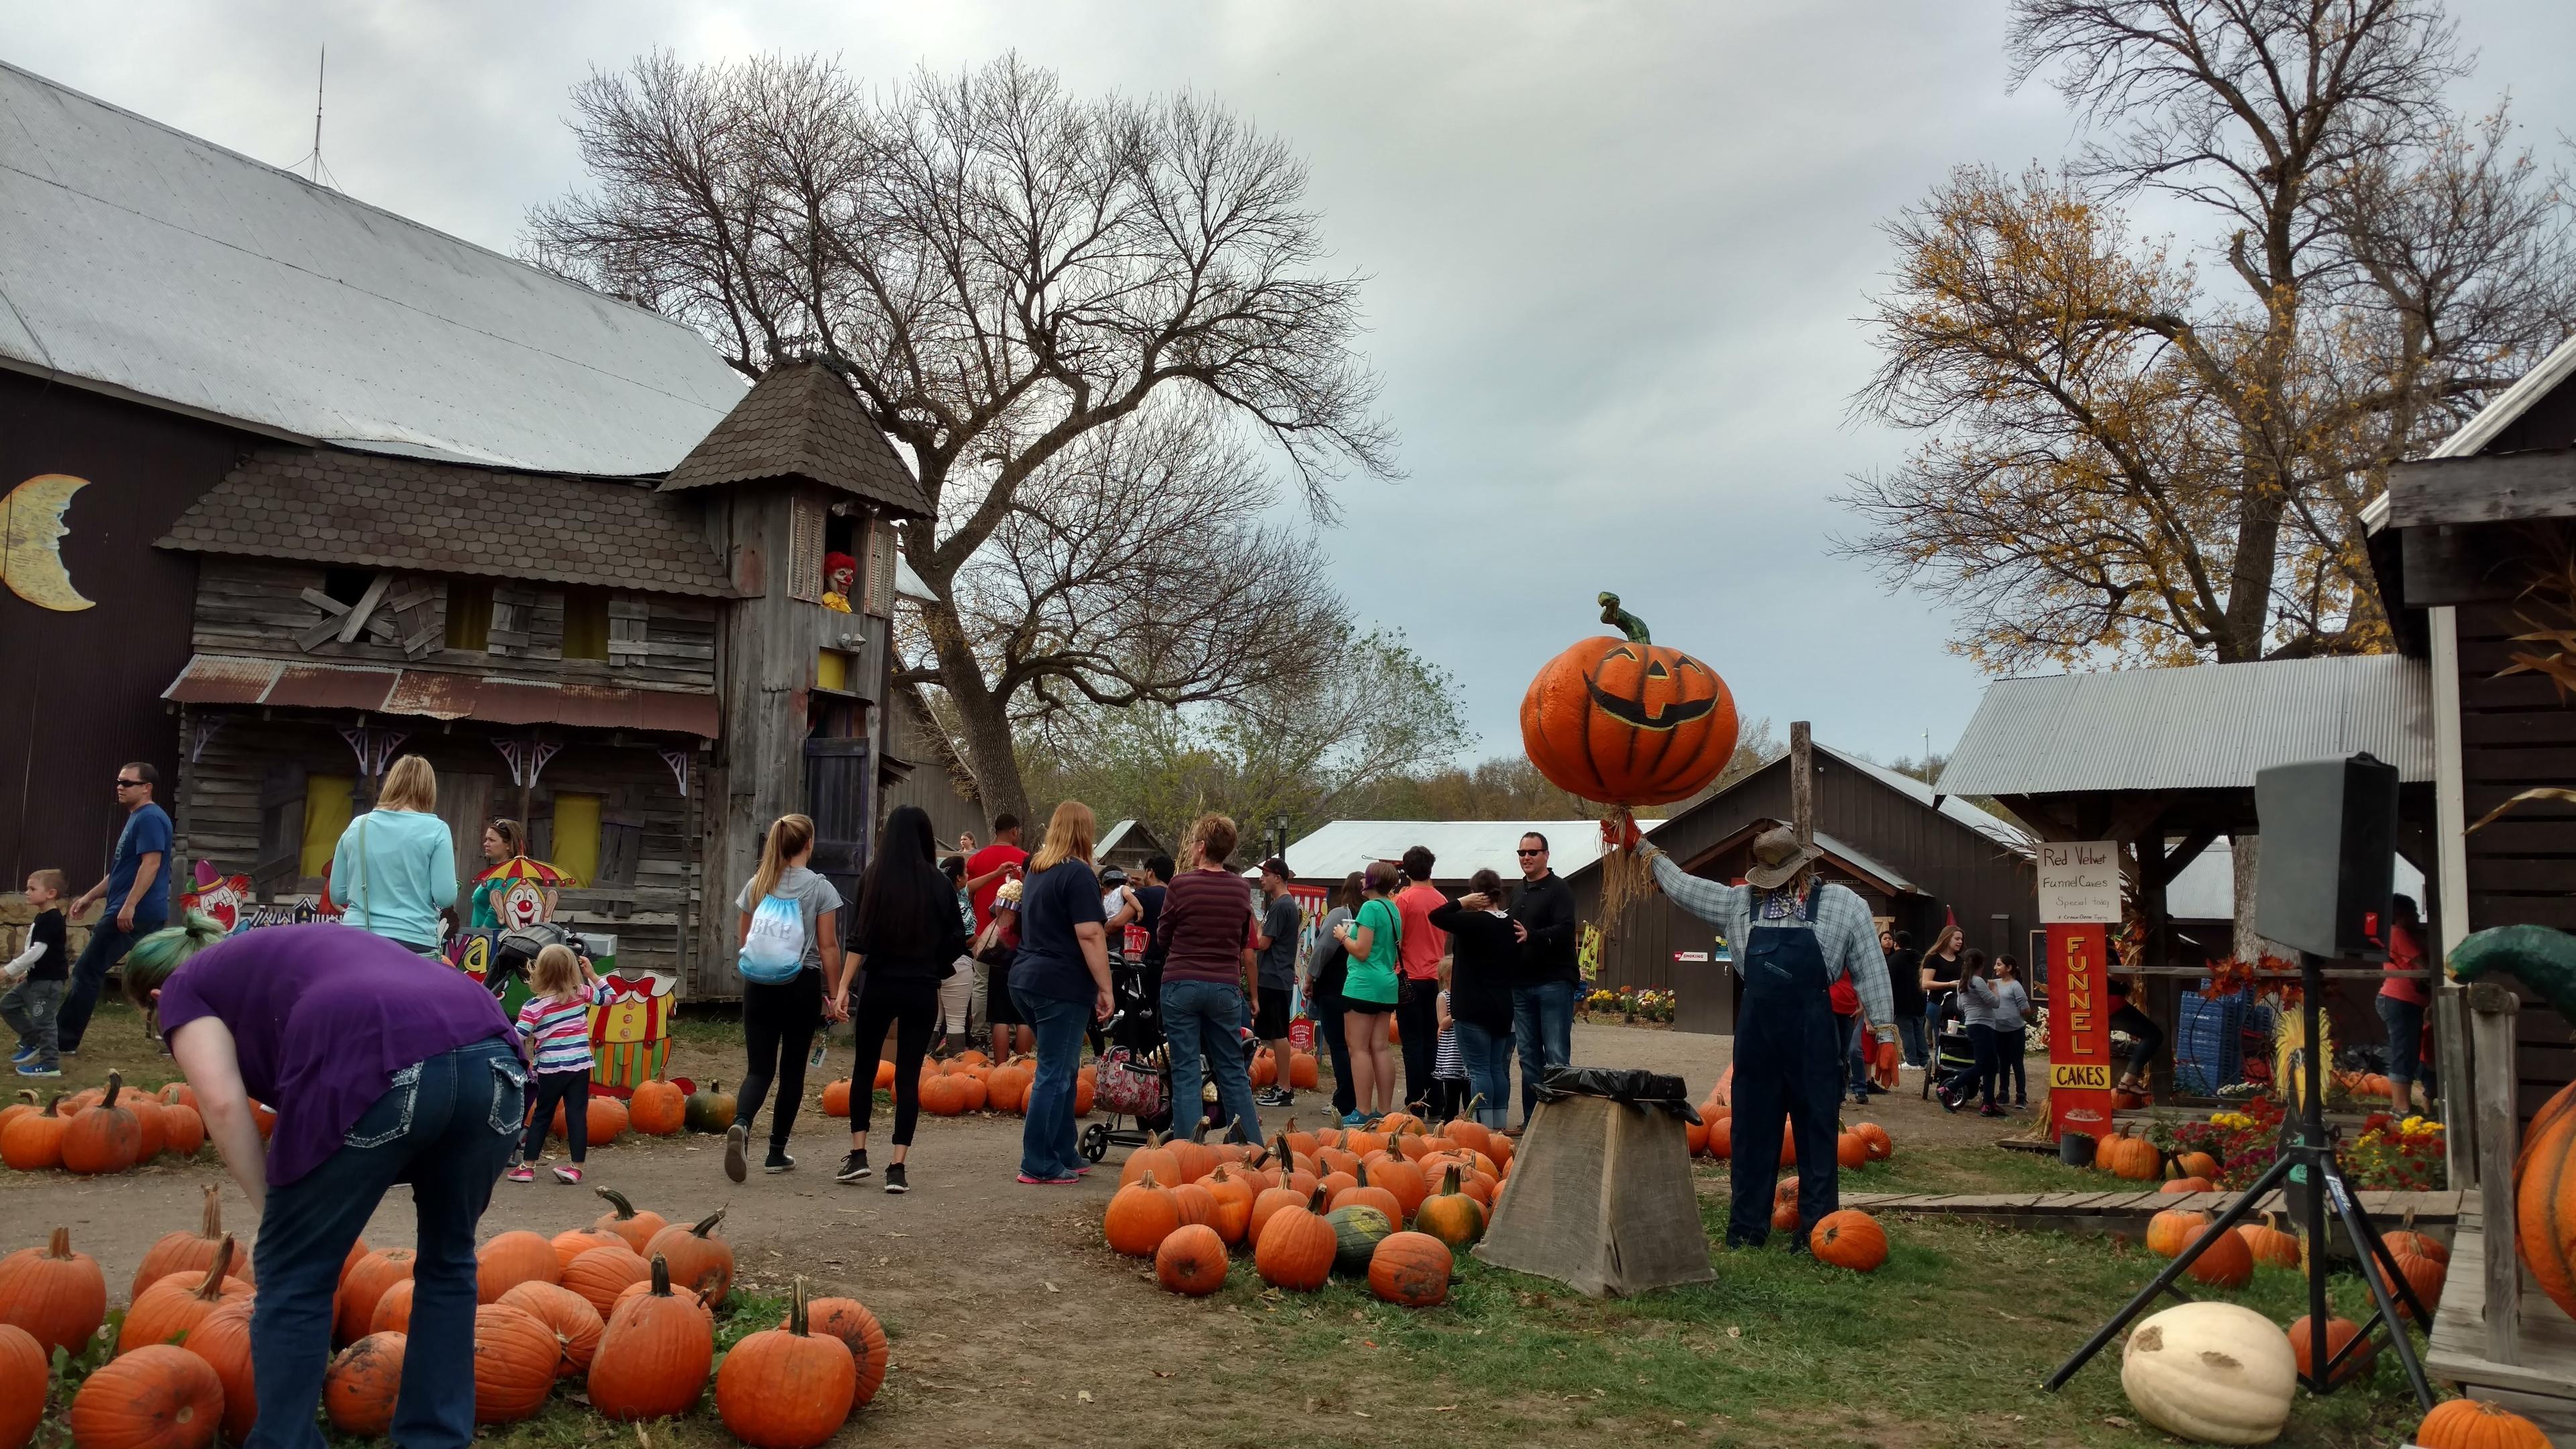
[2274,1004,2333,1118]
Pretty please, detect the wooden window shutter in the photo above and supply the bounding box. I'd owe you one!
[489,585,537,655]
[390,575,443,659]
[597,813,644,916]
[788,497,825,604]
[864,515,897,617]
[606,594,650,665]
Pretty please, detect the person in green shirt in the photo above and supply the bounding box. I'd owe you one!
[468,818,551,928]
[1330,861,1404,1124]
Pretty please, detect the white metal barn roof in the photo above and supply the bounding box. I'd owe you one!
[1277,818,1666,884]
[1937,655,2434,798]
[0,60,749,474]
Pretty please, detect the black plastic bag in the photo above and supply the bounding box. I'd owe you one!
[1536,1067,1701,1124]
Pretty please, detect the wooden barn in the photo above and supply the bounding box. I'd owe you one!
[1567,743,2033,1032]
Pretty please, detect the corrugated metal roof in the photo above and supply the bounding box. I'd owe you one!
[0,60,747,474]
[1811,831,1917,895]
[1817,743,2031,851]
[162,653,720,737]
[1938,655,2434,798]
[1277,818,1665,883]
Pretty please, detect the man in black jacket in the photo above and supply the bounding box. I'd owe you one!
[1507,831,1579,1130]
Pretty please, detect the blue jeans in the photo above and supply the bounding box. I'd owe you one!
[1161,979,1262,1144]
[1,978,66,1069]
[1512,980,1577,1124]
[1314,991,1357,1119]
[250,1037,523,1449]
[1896,1013,1928,1068]
[1452,1020,1515,1128]
[55,914,156,1053]
[2377,995,2434,1095]
[1014,987,1087,1180]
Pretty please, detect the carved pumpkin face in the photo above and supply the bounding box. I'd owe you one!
[1520,635,1739,806]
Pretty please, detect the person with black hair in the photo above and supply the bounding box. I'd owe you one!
[2376,894,2434,1114]
[1391,845,1448,1113]
[1882,928,1926,1067]
[833,806,972,1192]
[932,855,974,1055]
[1133,855,1172,994]
[1308,873,1362,1120]
[2108,975,2165,1096]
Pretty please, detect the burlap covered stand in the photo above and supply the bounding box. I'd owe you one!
[1472,1092,1713,1296]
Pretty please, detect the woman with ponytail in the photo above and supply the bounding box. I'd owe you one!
[727,814,843,1183]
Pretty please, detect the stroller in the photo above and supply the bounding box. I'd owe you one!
[1925,1026,1980,1109]
[1080,956,1172,1163]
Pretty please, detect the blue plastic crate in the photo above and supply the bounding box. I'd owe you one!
[2174,984,2251,1095]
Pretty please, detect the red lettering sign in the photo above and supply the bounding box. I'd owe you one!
[2047,923,2114,1140]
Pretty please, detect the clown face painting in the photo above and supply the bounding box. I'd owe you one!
[821,550,856,613]
[178,863,252,934]
[498,877,550,930]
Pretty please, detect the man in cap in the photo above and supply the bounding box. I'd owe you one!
[1637,824,1893,1248]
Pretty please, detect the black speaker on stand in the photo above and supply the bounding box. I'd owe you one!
[2045,753,2435,1407]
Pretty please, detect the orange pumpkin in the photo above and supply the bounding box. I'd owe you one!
[643,1208,735,1307]
[178,1297,256,1443]
[476,1230,561,1303]
[59,1070,141,1175]
[550,1226,626,1273]
[2096,1126,2161,1181]
[1520,597,1740,806]
[1254,1186,1336,1291]
[1200,1165,1258,1245]
[1120,1135,1181,1189]
[590,1187,667,1252]
[1,1323,48,1449]
[0,1225,108,1358]
[1154,1224,1232,1297]
[2182,1224,2255,1290]
[2414,1398,2552,1449]
[820,1079,853,1117]
[500,1280,604,1379]
[2377,1236,2447,1322]
[121,1238,250,1356]
[551,1093,628,1144]
[800,1297,890,1406]
[1106,1172,1182,1257]
[1367,1231,1453,1307]
[68,1344,223,1449]
[561,1244,651,1319]
[333,1248,415,1347]
[2287,1314,2374,1386]
[2145,1209,2209,1259]
[1851,1122,1893,1161]
[1811,1210,1889,1272]
[470,1303,560,1424]
[1705,1116,1733,1160]
[1,1093,70,1171]
[2517,1077,2576,1322]
[325,1332,407,1436]
[370,1279,415,1335]
[125,1093,166,1163]
[590,1256,714,1422]
[133,1186,256,1300]
[719,1278,855,1448]
[1170,1181,1218,1230]
[918,1073,967,1116]
[1835,1129,1869,1169]
[872,1059,896,1090]
[2159,1177,2214,1193]
[157,1102,205,1159]
[2237,1213,2302,1269]
[627,1079,687,1136]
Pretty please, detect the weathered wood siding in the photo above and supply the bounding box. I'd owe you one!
[191,557,720,690]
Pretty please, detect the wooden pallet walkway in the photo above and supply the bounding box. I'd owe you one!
[2426,1209,2576,1446]
[1839,1188,2463,1244]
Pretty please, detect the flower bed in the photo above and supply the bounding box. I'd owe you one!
[1580,988,1673,1024]
[2145,1094,2445,1191]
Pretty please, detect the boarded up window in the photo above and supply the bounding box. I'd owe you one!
[562,588,611,660]
[489,585,536,655]
[788,496,825,604]
[864,515,898,616]
[390,576,443,658]
[445,580,493,651]
[607,595,650,665]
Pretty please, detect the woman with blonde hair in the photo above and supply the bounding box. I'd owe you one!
[726,814,843,1183]
[328,755,457,956]
[1008,801,1114,1183]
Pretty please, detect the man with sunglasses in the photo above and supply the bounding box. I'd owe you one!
[56,762,173,1054]
[1506,832,1578,1132]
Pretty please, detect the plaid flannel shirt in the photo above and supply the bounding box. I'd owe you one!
[1645,848,1894,1030]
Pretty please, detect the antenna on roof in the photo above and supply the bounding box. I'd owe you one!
[286,46,340,189]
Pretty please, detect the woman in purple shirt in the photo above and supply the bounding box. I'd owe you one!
[133,918,523,1449]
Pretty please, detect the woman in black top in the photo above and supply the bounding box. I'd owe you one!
[1427,869,1519,1129]
[830,806,970,1193]
[1919,924,1966,1038]
[1308,873,1361,1120]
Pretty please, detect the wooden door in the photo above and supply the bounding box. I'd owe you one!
[437,773,494,896]
[803,737,871,923]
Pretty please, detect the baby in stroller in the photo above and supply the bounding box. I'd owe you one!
[1924,994,1980,1109]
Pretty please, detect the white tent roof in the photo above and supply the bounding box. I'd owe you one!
[2163,837,2426,924]
[0,60,749,474]
[1276,818,1664,883]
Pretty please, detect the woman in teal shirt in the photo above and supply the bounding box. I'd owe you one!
[466,818,536,929]
[329,756,458,955]
[1330,861,1403,1124]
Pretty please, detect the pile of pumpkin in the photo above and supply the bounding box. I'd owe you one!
[0,1184,885,1449]
[0,1073,231,1175]
[1687,1074,1899,1172]
[819,1051,1092,1119]
[535,1076,736,1145]
[1101,1112,1511,1308]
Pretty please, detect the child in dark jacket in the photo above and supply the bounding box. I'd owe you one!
[3,869,71,1077]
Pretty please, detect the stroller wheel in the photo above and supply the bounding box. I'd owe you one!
[1080,1122,1110,1162]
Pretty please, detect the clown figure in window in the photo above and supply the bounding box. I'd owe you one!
[822,551,857,613]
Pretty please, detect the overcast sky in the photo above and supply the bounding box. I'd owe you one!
[5,1,2571,767]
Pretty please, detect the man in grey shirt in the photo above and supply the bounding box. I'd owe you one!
[1252,857,1303,1108]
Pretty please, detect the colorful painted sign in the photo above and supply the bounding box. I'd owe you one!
[2046,924,2114,1140]
[590,971,676,1097]
[178,864,253,934]
[2,473,95,611]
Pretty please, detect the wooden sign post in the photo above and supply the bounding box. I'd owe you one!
[2038,841,2120,1142]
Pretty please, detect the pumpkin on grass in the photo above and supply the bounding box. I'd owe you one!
[0,1093,68,1171]
[0,1225,107,1358]
[325,1332,405,1437]
[1106,1172,1181,1257]
[628,1078,686,1136]
[1154,1224,1231,1297]
[1170,1181,1218,1230]
[122,1238,250,1356]
[500,1280,604,1379]
[2286,1314,2373,1387]
[133,1187,256,1300]
[1835,1128,1870,1169]
[2237,1213,2301,1269]
[1366,1231,1452,1307]
[179,1297,256,1443]
[158,1102,205,1159]
[2145,1209,2209,1260]
[68,1344,223,1449]
[60,1071,142,1175]
[643,1208,735,1307]
[1851,1122,1893,1161]
[2118,1301,2296,1446]
[590,1255,714,1422]
[476,1229,561,1302]
[683,1079,736,1133]
[1811,1211,1889,1273]
[1,1324,48,1449]
[125,1092,167,1163]
[470,1302,560,1425]
[798,1297,889,1407]
[333,1248,415,1347]
[2376,1234,2447,1322]
[2097,1126,2161,1181]
[1254,1187,1336,1292]
[2182,1225,2255,1291]
[590,1187,667,1252]
[1330,1162,1403,1225]
[369,1279,415,1335]
[2414,1399,2553,1449]
[1327,1204,1396,1276]
[1200,1165,1257,1244]
[561,1244,652,1320]
[721,1277,855,1449]
[1413,1166,1487,1252]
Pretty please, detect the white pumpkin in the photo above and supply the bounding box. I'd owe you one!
[2120,1301,2298,1445]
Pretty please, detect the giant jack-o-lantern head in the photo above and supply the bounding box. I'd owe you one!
[1520,593,1738,807]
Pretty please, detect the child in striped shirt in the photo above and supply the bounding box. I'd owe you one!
[510,944,610,1183]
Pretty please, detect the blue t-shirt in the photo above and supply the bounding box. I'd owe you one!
[107,803,174,924]
[1009,859,1107,1004]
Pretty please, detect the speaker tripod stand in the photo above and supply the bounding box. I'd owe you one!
[2043,951,2438,1408]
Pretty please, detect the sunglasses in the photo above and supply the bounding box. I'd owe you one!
[1515,848,1545,857]
[114,778,144,788]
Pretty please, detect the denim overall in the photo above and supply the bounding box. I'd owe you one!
[1725,882,1845,1247]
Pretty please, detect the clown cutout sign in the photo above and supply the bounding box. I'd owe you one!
[178,862,253,934]
[590,971,678,1095]
[821,551,857,613]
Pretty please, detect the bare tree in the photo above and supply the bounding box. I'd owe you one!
[528,53,1395,818]
[1837,0,2575,672]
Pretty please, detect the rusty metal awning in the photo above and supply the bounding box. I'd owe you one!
[162,654,720,739]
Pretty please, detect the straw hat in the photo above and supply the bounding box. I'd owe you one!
[1743,824,1822,891]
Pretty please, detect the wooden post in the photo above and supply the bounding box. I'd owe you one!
[2467,981,2520,1364]
[2436,978,2474,1184]
[1790,721,1813,848]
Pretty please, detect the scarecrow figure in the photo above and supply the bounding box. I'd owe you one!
[821,551,857,613]
[1638,825,1894,1247]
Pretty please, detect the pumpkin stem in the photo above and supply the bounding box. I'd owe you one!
[1597,591,1650,642]
[788,1275,809,1336]
[199,1184,223,1238]
[1354,1161,1370,1189]
[195,1237,236,1301]
[648,1253,672,1297]
[47,1226,72,1259]
[594,1187,638,1220]
[1305,1185,1328,1214]
[1138,1170,1159,1190]
[688,1207,727,1238]
[1441,1165,1462,1195]
[101,1069,122,1112]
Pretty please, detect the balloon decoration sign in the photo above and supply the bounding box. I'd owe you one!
[1,473,95,612]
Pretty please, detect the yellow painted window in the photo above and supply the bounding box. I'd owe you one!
[551,793,602,889]
[814,648,850,692]
[561,588,610,661]
[299,775,354,881]
[445,580,493,650]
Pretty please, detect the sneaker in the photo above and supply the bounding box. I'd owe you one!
[1071,1162,1091,1176]
[1340,1112,1368,1127]
[883,1163,908,1194]
[723,1124,749,1184]
[552,1165,584,1184]
[1979,1104,2007,1118]
[837,1150,871,1183]
[1254,1088,1290,1108]
[8,1046,30,1065]
[763,1150,796,1175]
[506,1165,535,1183]
[1016,1171,1080,1185]
[14,1063,60,1078]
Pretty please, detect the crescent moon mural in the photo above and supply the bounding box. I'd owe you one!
[1,473,95,612]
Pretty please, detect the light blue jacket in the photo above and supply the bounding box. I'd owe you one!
[329,808,458,948]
